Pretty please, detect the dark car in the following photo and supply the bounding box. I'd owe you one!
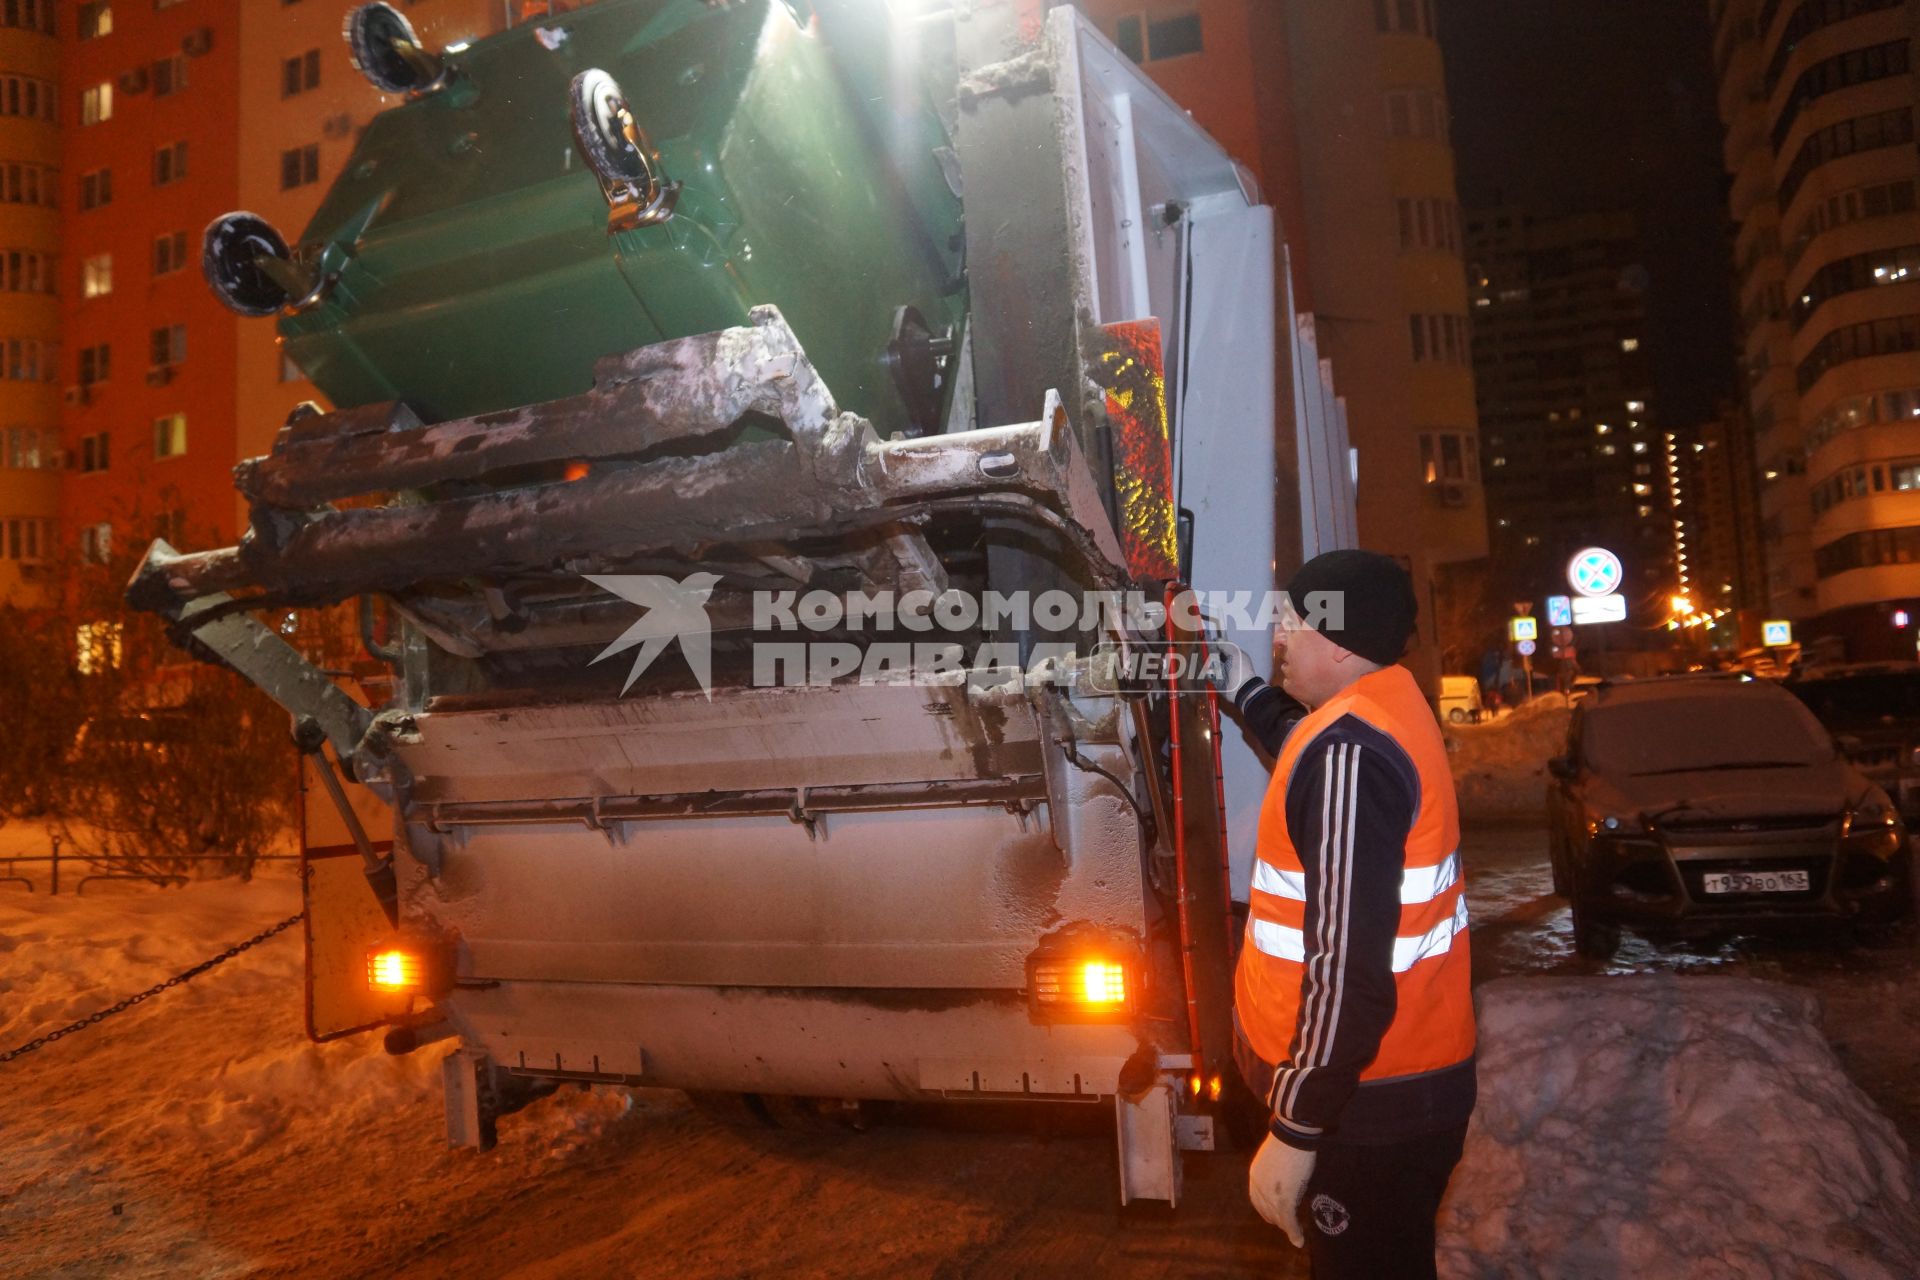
[1786,663,1920,825]
[1545,676,1915,958]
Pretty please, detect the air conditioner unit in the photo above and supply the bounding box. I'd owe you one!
[182,27,214,58]
[63,384,90,406]
[146,366,175,387]
[321,112,355,141]
[118,67,150,94]
[1439,480,1470,508]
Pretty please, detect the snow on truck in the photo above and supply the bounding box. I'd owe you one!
[130,0,1356,1204]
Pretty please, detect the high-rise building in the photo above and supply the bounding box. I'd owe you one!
[1466,207,1674,618]
[1685,403,1768,626]
[1072,0,1487,690]
[0,1,59,606]
[49,0,506,589]
[1713,0,1920,658]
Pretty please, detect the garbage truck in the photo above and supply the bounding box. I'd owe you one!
[131,0,1357,1205]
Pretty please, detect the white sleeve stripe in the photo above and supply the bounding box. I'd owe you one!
[1271,738,1340,1116]
[1281,740,1356,1118]
[1294,741,1346,1110]
[1318,741,1360,1077]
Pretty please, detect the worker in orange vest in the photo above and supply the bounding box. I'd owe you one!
[1217,550,1475,1279]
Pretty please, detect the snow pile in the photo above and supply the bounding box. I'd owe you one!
[1445,694,1571,820]
[0,874,638,1277]
[1440,976,1920,1279]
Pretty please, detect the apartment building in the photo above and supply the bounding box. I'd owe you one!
[50,0,506,580]
[1075,0,1487,688]
[0,0,58,605]
[1714,0,1920,658]
[1467,207,1675,620]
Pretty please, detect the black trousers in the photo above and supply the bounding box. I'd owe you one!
[1233,1019,1469,1279]
[1298,1125,1468,1280]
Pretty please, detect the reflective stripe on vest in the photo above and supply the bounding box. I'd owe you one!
[1253,848,1461,906]
[1250,893,1469,972]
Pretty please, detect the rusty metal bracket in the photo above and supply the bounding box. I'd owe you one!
[133,542,372,765]
[788,787,821,841]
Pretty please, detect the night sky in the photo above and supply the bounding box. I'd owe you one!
[1439,0,1737,429]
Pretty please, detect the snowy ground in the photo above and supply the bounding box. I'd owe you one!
[3,820,1917,1277]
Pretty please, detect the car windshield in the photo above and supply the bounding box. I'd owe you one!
[1788,674,1920,729]
[1581,692,1834,776]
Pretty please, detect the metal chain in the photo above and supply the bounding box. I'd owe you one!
[0,912,305,1065]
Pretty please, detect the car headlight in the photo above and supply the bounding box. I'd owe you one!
[1844,799,1903,856]
[1848,799,1898,830]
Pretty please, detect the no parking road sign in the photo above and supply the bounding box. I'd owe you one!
[1568,547,1623,598]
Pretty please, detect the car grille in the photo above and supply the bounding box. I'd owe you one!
[1658,813,1833,834]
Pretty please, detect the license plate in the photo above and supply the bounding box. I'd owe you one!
[1701,869,1810,895]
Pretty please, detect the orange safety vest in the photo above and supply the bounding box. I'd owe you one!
[1234,665,1475,1083]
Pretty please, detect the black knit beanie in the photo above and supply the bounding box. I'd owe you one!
[1284,549,1418,666]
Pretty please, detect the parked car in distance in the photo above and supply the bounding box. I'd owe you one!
[1786,662,1920,826]
[1568,674,1605,702]
[1545,675,1915,958]
[1439,675,1485,724]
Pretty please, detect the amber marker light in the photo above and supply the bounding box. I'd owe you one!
[367,946,425,994]
[1025,939,1139,1024]
[1080,960,1127,1006]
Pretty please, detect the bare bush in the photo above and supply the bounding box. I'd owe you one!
[0,517,298,880]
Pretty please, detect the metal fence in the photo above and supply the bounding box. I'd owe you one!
[0,835,300,896]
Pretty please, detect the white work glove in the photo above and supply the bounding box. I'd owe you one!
[1204,621,1259,702]
[1248,1131,1317,1247]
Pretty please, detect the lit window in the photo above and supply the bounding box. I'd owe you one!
[1632,442,1648,454]
[1626,399,1645,412]
[153,413,187,459]
[78,2,112,40]
[80,82,112,125]
[1620,337,1640,352]
[75,618,123,671]
[1595,423,1612,435]
[81,254,112,299]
